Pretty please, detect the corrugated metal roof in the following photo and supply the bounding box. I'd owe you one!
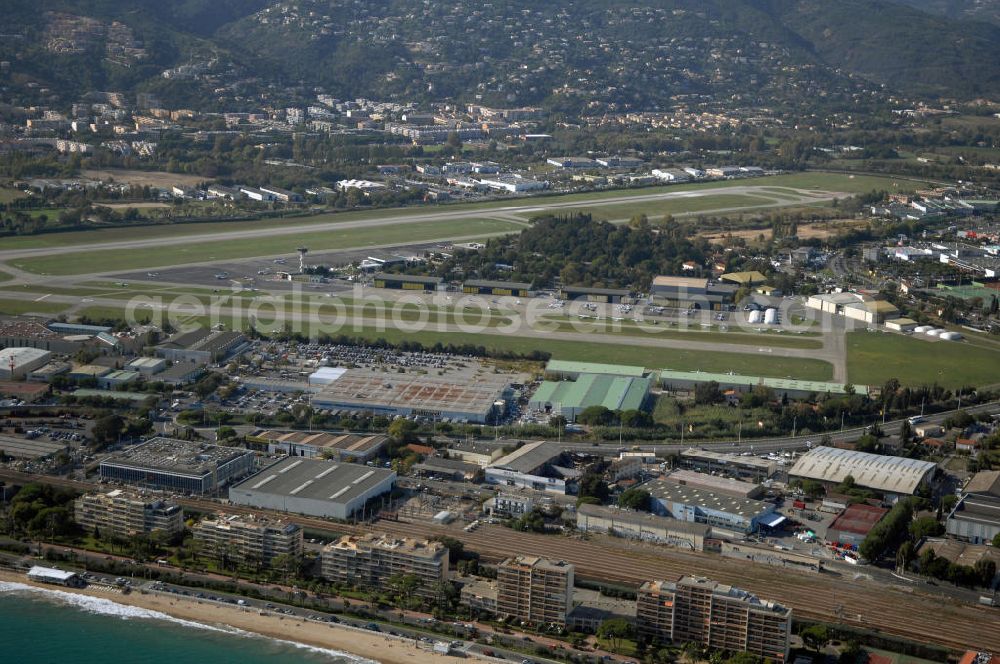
[788,447,936,495]
[545,360,646,377]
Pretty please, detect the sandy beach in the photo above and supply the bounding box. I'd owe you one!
[0,569,455,664]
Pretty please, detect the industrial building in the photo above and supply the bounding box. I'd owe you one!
[650,276,736,311]
[412,456,481,481]
[575,503,709,551]
[558,285,632,303]
[372,273,443,291]
[528,373,651,421]
[0,433,67,460]
[643,478,780,534]
[321,534,449,598]
[636,576,791,660]
[127,357,167,376]
[678,448,777,482]
[947,470,1000,544]
[484,492,535,518]
[74,490,184,539]
[659,370,866,400]
[543,360,647,380]
[245,429,389,462]
[788,447,937,500]
[99,438,256,495]
[462,280,532,297]
[825,503,888,547]
[312,366,514,424]
[0,347,52,380]
[485,441,568,494]
[806,292,900,325]
[193,515,303,568]
[228,457,396,520]
[496,555,575,627]
[661,470,763,499]
[444,440,505,467]
[156,329,250,364]
[719,271,769,287]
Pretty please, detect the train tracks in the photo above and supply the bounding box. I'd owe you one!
[1,469,995,652]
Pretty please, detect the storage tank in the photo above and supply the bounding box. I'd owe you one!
[764,308,779,325]
[913,325,932,333]
[748,310,763,324]
[940,331,963,341]
[925,328,942,337]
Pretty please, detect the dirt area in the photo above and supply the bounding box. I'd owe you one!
[699,219,868,244]
[82,169,209,188]
[95,202,172,210]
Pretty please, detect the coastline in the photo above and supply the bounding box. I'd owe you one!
[0,569,455,664]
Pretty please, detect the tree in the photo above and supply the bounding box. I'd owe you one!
[909,516,944,539]
[896,540,915,571]
[597,617,634,652]
[974,559,997,589]
[387,573,422,609]
[694,381,724,405]
[617,488,651,512]
[993,532,1000,548]
[387,418,419,442]
[801,624,830,652]
[91,414,124,448]
[577,405,614,426]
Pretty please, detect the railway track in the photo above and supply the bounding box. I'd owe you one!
[1,469,995,652]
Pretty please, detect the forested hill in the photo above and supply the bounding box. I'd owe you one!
[2,0,1000,108]
[894,0,1000,25]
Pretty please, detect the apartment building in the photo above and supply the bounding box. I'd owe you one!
[192,515,303,568]
[637,576,791,661]
[321,533,449,598]
[74,490,184,539]
[496,555,574,627]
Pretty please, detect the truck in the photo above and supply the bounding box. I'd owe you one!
[980,596,997,607]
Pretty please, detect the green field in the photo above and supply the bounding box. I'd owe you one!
[538,318,823,349]
[11,218,522,275]
[0,187,28,203]
[0,298,71,316]
[0,172,921,253]
[556,193,776,222]
[0,271,11,283]
[846,330,1000,389]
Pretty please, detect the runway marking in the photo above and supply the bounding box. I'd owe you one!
[33,293,51,302]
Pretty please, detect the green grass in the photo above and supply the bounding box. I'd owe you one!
[12,218,521,275]
[846,330,1000,389]
[537,319,823,349]
[0,271,12,283]
[0,298,71,315]
[0,187,27,203]
[0,172,920,253]
[561,193,776,222]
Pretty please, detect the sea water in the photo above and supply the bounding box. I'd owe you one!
[0,582,378,663]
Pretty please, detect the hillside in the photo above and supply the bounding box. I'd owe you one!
[894,0,1000,24]
[1,0,999,108]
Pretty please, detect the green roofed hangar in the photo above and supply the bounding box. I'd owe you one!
[529,372,652,421]
[658,369,867,399]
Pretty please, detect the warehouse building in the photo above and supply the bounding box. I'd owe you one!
[127,357,167,376]
[678,448,777,483]
[0,347,52,380]
[0,433,67,460]
[193,515,303,568]
[637,576,791,660]
[228,457,396,520]
[372,273,443,292]
[650,276,736,311]
[312,366,515,423]
[806,292,900,325]
[788,447,937,501]
[659,370,866,400]
[947,470,1000,544]
[321,533,449,598]
[27,566,85,588]
[75,490,184,539]
[245,429,389,462]
[558,285,632,303]
[719,271,769,287]
[529,373,651,421]
[485,441,568,494]
[497,555,574,628]
[825,503,888,548]
[544,360,647,380]
[99,438,255,495]
[156,329,250,364]
[462,279,532,297]
[662,470,763,499]
[643,478,780,535]
[575,503,709,551]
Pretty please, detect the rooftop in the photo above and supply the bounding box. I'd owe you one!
[965,470,1000,497]
[643,478,774,518]
[652,275,709,290]
[680,447,776,472]
[658,369,866,396]
[0,347,51,368]
[490,441,562,475]
[102,438,252,476]
[720,271,769,285]
[662,469,761,498]
[827,503,889,536]
[502,555,573,574]
[788,447,936,495]
[531,374,651,412]
[577,503,711,536]
[326,533,447,559]
[545,359,646,378]
[230,456,395,505]
[247,429,389,455]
